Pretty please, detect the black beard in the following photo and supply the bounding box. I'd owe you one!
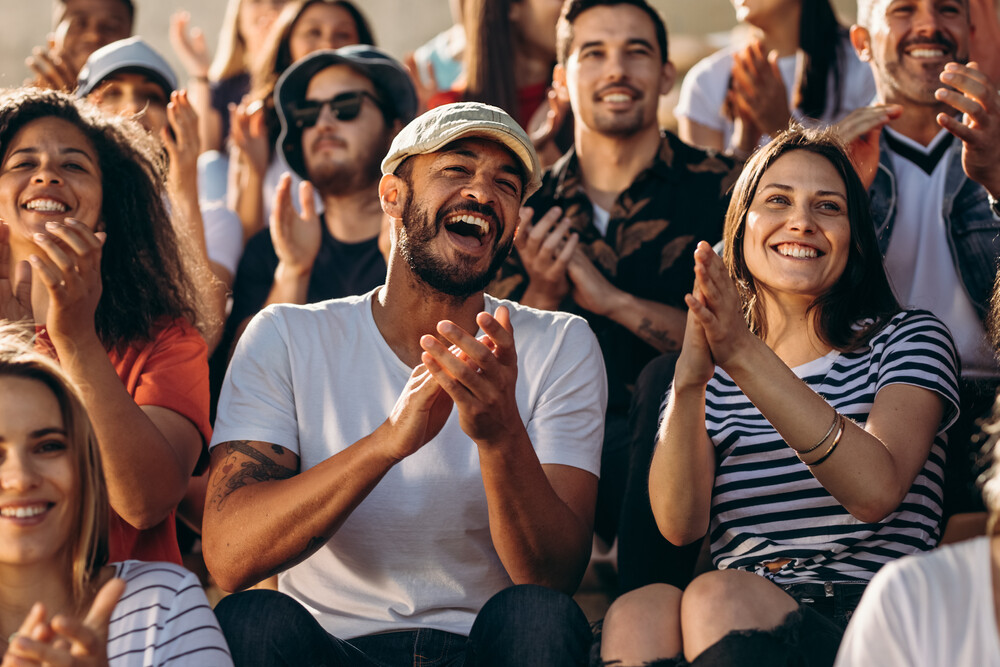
[397,197,513,298]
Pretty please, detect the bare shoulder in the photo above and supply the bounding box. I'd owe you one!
[206,440,299,512]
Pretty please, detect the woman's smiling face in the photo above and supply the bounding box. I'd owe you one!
[0,116,103,257]
[742,149,851,306]
[0,375,77,569]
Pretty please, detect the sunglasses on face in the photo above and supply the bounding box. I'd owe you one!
[289,90,384,128]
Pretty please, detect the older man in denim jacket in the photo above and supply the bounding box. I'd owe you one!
[844,0,1000,517]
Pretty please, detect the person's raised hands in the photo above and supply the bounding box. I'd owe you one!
[403,53,440,114]
[514,206,577,310]
[567,246,618,317]
[381,363,454,462]
[0,222,33,324]
[832,104,903,189]
[229,100,269,177]
[685,241,753,369]
[420,306,521,447]
[2,578,125,667]
[728,41,791,146]
[27,219,104,346]
[674,284,716,391]
[169,11,211,81]
[24,38,77,93]
[935,61,1000,198]
[270,173,322,277]
[163,90,202,185]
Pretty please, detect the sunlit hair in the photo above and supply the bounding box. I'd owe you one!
[461,0,527,116]
[722,125,900,351]
[0,323,107,608]
[798,0,849,119]
[249,0,375,159]
[0,88,200,350]
[556,0,669,65]
[976,403,1000,534]
[210,0,283,82]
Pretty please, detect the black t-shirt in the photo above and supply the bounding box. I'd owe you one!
[227,216,386,332]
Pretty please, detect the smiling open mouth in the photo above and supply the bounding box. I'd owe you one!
[24,198,69,213]
[0,503,51,518]
[774,243,822,259]
[444,213,492,246]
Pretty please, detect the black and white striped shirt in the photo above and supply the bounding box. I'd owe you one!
[705,310,960,584]
[107,561,232,666]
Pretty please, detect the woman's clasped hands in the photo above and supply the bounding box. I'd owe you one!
[2,579,124,667]
[678,241,756,384]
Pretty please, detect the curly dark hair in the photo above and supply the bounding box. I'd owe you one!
[722,125,900,352]
[0,88,198,351]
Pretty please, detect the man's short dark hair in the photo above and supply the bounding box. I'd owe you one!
[556,0,668,65]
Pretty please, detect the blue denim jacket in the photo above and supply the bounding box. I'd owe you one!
[869,133,1000,323]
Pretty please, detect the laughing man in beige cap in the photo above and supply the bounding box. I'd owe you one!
[205,102,605,666]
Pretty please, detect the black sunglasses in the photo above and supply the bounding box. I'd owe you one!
[289,90,384,128]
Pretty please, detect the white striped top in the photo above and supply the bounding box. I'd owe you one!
[704,310,960,584]
[107,561,233,666]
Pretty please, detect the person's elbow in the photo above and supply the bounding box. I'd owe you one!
[202,528,260,593]
[845,484,910,525]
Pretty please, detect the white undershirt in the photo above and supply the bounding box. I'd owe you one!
[883,128,996,377]
[592,202,611,237]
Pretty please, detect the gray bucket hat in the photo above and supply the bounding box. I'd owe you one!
[76,37,177,99]
[275,45,418,182]
[381,102,542,201]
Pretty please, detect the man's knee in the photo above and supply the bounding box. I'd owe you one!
[474,584,587,633]
[215,590,323,657]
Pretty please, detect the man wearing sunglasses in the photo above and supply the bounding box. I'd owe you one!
[223,45,418,351]
[206,102,603,665]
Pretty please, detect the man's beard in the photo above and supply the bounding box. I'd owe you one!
[306,133,388,196]
[397,196,513,298]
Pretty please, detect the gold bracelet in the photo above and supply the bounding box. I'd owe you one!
[797,409,839,454]
[804,414,846,467]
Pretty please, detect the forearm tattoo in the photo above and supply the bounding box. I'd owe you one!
[638,317,679,352]
[211,440,295,511]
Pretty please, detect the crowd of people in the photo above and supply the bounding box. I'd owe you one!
[1,0,999,665]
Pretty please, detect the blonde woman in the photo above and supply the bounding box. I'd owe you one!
[0,327,232,666]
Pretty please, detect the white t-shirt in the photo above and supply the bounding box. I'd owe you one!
[882,128,997,377]
[107,561,233,666]
[201,202,243,277]
[835,536,1000,667]
[211,289,606,640]
[675,35,875,152]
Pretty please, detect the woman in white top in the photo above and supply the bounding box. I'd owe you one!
[0,328,232,667]
[676,0,874,156]
[599,127,958,666]
[835,373,1000,666]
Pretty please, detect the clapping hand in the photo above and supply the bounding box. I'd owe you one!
[420,306,522,447]
[684,242,754,370]
[935,61,1000,197]
[2,578,125,667]
[270,173,322,277]
[0,222,32,324]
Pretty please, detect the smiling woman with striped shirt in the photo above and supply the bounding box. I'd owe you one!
[599,127,959,667]
[0,326,232,666]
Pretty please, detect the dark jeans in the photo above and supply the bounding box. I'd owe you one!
[617,353,704,594]
[596,582,862,667]
[215,584,592,667]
